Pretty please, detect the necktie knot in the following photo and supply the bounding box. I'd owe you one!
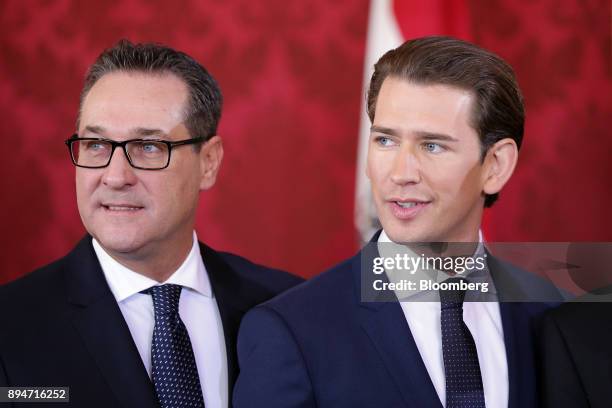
[146,284,183,317]
[439,277,468,309]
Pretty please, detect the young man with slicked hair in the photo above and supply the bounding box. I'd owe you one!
[233,36,560,408]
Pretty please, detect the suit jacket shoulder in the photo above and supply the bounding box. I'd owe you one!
[0,257,65,311]
[259,256,354,314]
[0,241,84,335]
[211,246,304,303]
[539,301,612,408]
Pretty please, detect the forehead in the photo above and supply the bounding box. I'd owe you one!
[374,77,476,137]
[79,71,189,134]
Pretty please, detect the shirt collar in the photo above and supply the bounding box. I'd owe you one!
[377,229,485,268]
[377,229,496,301]
[93,231,212,303]
[378,229,485,247]
[377,230,487,275]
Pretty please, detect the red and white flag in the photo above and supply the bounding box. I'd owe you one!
[355,0,471,241]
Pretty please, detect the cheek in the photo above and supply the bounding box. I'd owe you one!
[432,161,484,202]
[367,151,391,193]
[365,150,375,181]
[75,173,94,204]
[149,174,199,214]
[75,173,98,228]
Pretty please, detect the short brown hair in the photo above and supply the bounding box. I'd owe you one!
[367,36,524,207]
[78,39,222,142]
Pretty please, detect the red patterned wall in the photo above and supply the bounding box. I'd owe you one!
[0,0,610,283]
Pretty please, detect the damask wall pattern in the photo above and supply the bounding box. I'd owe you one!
[0,0,609,282]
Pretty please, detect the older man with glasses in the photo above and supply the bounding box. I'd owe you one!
[0,40,302,408]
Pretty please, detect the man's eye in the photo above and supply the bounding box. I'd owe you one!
[85,141,107,151]
[141,142,162,153]
[423,142,444,153]
[374,136,395,147]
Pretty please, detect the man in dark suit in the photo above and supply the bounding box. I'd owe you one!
[233,36,560,407]
[539,247,612,408]
[539,301,612,408]
[0,40,301,407]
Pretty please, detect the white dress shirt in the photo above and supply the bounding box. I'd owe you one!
[378,230,508,408]
[93,231,228,408]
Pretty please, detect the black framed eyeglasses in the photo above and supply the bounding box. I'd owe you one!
[64,134,205,170]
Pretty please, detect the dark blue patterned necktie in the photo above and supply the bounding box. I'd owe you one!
[440,278,486,408]
[145,284,205,408]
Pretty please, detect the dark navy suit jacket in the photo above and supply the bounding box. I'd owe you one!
[234,238,561,408]
[539,300,612,408]
[0,236,302,408]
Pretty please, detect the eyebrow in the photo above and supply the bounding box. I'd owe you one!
[83,125,105,135]
[132,127,168,138]
[82,126,168,138]
[370,125,458,142]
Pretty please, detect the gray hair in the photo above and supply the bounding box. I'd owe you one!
[77,39,222,142]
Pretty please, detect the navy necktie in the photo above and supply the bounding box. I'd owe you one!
[440,278,486,408]
[145,284,205,408]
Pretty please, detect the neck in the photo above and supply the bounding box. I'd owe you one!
[101,233,195,282]
[402,228,481,258]
[409,241,480,259]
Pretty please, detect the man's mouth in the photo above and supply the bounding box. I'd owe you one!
[395,201,424,208]
[101,204,144,212]
[394,200,430,208]
[388,199,431,220]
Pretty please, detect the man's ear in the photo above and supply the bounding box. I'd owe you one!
[482,138,518,196]
[199,135,223,191]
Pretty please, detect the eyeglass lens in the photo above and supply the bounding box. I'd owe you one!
[71,140,170,169]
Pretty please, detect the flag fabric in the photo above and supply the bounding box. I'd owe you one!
[355,0,471,241]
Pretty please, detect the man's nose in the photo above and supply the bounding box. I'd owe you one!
[389,145,422,185]
[101,147,137,188]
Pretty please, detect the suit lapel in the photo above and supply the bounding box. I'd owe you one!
[65,237,159,408]
[489,255,540,408]
[354,245,443,408]
[200,243,254,402]
[498,302,538,408]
